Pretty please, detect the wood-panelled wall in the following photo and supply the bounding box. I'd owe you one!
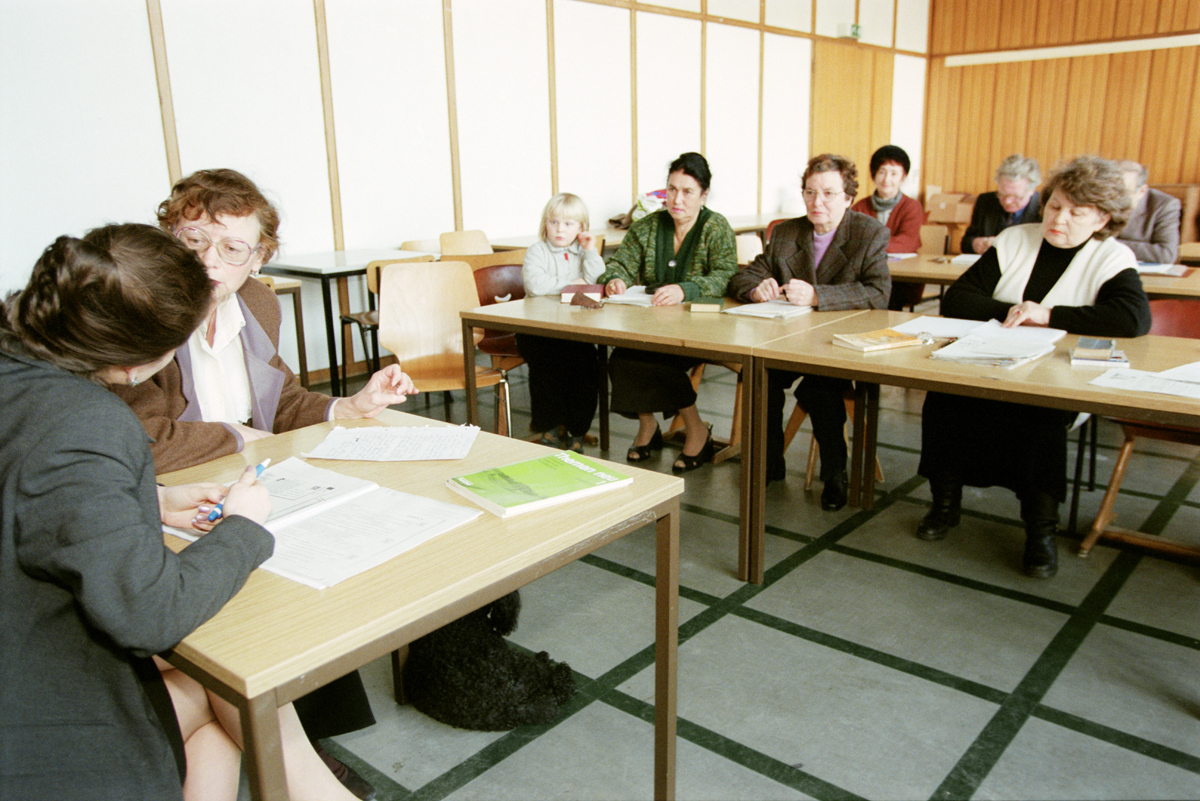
[930,0,1200,55]
[811,40,895,185]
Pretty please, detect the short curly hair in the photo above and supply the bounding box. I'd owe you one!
[803,154,858,199]
[157,169,281,262]
[1039,156,1132,241]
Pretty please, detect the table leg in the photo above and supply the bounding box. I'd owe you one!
[241,692,289,800]
[861,383,879,510]
[654,501,679,801]
[319,278,340,397]
[744,358,768,584]
[462,319,479,426]
[850,383,866,507]
[598,345,610,452]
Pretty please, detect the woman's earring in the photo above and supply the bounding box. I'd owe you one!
[128,370,140,387]
[251,269,261,277]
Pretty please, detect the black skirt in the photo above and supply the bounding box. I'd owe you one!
[608,348,701,418]
[919,392,1075,502]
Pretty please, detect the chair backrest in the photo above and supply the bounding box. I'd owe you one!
[365,254,436,295]
[1148,299,1200,339]
[765,218,787,244]
[736,233,764,265]
[919,224,949,255]
[457,249,527,271]
[439,229,492,256]
[400,238,441,254]
[473,263,526,306]
[253,274,276,290]
[377,261,482,383]
[592,233,606,254]
[1149,184,1200,244]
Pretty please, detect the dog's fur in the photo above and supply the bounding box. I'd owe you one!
[403,590,576,731]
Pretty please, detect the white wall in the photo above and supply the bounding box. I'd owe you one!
[0,0,928,374]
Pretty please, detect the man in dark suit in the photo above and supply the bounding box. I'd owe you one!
[1117,160,1181,263]
[728,154,890,510]
[961,154,1042,254]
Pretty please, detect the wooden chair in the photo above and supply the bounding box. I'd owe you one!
[892,223,950,311]
[376,260,510,434]
[781,391,884,491]
[339,254,436,377]
[439,229,492,256]
[765,218,788,244]
[457,249,528,271]
[1079,299,1200,560]
[736,233,764,265]
[400,238,440,254]
[919,224,949,255]
[664,362,744,464]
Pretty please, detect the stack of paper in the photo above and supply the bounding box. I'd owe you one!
[722,299,813,319]
[929,319,1066,368]
[1135,262,1189,276]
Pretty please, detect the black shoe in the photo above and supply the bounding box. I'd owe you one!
[627,427,663,462]
[673,427,714,473]
[766,457,786,484]
[916,480,962,541]
[314,741,377,801]
[820,471,849,511]
[1023,528,1059,578]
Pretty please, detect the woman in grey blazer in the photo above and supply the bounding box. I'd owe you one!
[0,225,358,800]
[729,154,891,510]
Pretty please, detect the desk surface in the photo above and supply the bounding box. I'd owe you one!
[890,253,1200,299]
[160,411,682,699]
[267,248,437,276]
[754,309,1200,428]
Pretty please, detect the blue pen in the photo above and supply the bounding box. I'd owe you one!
[207,458,271,521]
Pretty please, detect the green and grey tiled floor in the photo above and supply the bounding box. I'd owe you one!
[320,343,1200,801]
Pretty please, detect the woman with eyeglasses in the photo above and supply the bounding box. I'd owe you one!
[728,154,890,510]
[114,168,417,474]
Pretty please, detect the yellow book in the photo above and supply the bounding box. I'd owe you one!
[832,328,925,352]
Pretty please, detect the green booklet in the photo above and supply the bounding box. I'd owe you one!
[446,451,633,517]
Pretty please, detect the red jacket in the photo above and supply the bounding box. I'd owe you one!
[851,193,925,253]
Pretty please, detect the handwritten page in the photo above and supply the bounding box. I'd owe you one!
[305,425,480,461]
[1089,368,1200,400]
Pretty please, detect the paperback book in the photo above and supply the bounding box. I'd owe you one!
[446,451,632,517]
[689,297,724,313]
[832,327,925,352]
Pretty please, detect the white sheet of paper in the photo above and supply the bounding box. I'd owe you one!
[1135,262,1188,276]
[1089,368,1200,400]
[891,316,981,338]
[951,254,981,265]
[1153,361,1200,383]
[722,299,813,319]
[305,425,480,461]
[604,285,654,305]
[965,319,1068,343]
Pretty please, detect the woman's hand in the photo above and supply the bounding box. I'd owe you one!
[751,277,781,302]
[1003,301,1050,328]
[651,284,685,306]
[782,279,816,307]
[336,365,419,419]
[158,483,225,532]
[218,464,272,525]
[577,231,596,251]
[973,236,996,254]
[605,278,627,297]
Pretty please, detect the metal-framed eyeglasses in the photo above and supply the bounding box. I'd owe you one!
[801,189,848,203]
[174,227,262,267]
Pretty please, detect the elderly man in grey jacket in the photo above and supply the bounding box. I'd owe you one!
[1117,160,1181,264]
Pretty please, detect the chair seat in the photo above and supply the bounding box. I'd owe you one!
[409,365,504,393]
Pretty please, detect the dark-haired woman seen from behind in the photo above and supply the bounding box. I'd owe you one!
[599,152,737,472]
[917,156,1151,579]
[0,224,359,800]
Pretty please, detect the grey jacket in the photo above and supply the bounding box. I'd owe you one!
[1117,187,1181,263]
[0,349,272,800]
[729,211,891,310]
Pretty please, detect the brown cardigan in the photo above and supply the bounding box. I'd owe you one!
[112,278,334,473]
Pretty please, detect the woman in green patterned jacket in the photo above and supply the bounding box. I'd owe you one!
[599,152,737,473]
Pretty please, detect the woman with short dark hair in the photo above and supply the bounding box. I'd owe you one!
[599,152,738,472]
[917,156,1151,579]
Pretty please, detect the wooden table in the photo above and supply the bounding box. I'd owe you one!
[890,253,1200,299]
[461,297,868,581]
[159,410,684,800]
[264,249,436,395]
[748,309,1200,582]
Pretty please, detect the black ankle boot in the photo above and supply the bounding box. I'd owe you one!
[916,479,962,541]
[1020,492,1059,579]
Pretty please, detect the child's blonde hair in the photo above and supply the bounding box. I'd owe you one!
[538,193,589,241]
